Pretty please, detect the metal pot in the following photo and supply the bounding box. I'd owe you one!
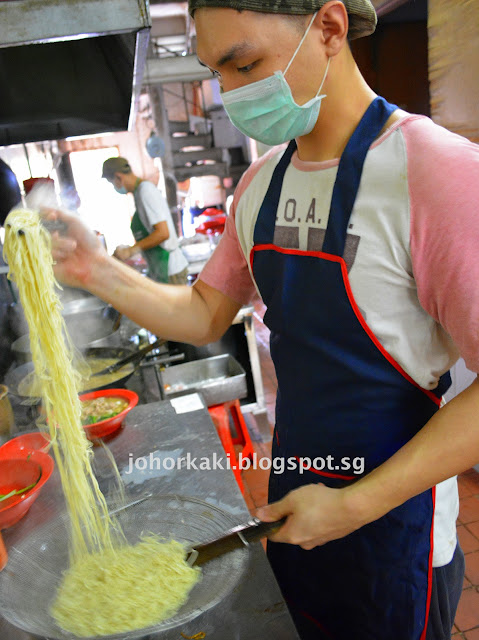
[0,384,14,438]
[11,304,121,364]
[8,295,117,340]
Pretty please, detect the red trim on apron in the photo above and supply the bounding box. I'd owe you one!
[250,244,442,407]
[292,605,337,639]
[295,456,357,481]
[420,485,436,640]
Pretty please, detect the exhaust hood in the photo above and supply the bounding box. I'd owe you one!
[0,0,151,146]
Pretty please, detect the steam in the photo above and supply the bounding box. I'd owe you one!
[8,184,120,355]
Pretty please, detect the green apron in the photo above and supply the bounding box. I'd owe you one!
[130,211,169,284]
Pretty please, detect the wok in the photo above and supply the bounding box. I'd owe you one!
[4,346,138,405]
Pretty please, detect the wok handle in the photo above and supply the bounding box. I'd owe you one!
[111,338,165,370]
[112,311,122,333]
[92,338,165,377]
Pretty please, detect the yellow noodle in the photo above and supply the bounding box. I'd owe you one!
[51,537,200,636]
[4,209,116,560]
[3,209,200,636]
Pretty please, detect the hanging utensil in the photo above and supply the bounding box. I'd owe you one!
[186,516,286,567]
[91,338,165,378]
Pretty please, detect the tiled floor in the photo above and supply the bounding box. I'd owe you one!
[240,298,479,638]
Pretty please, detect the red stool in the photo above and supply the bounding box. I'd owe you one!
[208,399,255,493]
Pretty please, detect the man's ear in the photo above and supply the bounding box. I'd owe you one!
[315,1,348,57]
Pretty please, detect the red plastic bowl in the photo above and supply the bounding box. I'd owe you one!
[0,451,54,529]
[0,431,51,459]
[78,389,139,440]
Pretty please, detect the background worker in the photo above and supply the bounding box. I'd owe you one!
[102,157,188,285]
[46,1,479,638]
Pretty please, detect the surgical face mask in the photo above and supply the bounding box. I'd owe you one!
[114,184,127,195]
[221,13,331,146]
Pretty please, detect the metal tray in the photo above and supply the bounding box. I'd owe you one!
[162,354,247,406]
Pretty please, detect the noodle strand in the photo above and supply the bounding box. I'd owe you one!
[4,209,200,637]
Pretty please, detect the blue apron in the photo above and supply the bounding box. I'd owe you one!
[251,97,451,640]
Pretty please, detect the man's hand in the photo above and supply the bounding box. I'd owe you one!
[256,484,366,550]
[40,208,242,346]
[42,208,107,289]
[113,246,133,261]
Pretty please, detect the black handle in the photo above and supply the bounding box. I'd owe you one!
[91,338,165,377]
[188,517,287,566]
[109,338,165,371]
[241,516,287,543]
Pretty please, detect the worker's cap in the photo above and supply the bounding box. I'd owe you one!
[188,0,377,40]
[101,157,132,180]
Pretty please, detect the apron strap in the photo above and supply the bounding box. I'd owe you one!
[433,371,452,399]
[322,96,398,257]
[253,141,297,246]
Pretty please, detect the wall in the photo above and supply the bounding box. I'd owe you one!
[351,19,430,115]
[428,0,479,143]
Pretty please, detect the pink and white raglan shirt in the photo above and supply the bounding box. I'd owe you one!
[199,114,479,567]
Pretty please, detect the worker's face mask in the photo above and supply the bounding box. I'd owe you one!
[220,12,330,146]
[113,176,127,195]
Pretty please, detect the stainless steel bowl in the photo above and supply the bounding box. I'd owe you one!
[8,292,104,339]
[11,304,121,364]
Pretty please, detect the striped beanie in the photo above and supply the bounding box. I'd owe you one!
[188,0,377,40]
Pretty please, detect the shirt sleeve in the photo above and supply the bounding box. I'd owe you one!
[197,186,257,306]
[405,117,479,373]
[137,182,169,228]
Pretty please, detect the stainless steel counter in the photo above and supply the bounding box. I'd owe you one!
[0,394,300,640]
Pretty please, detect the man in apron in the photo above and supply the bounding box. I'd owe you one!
[102,157,188,284]
[189,2,469,638]
[48,1,479,638]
